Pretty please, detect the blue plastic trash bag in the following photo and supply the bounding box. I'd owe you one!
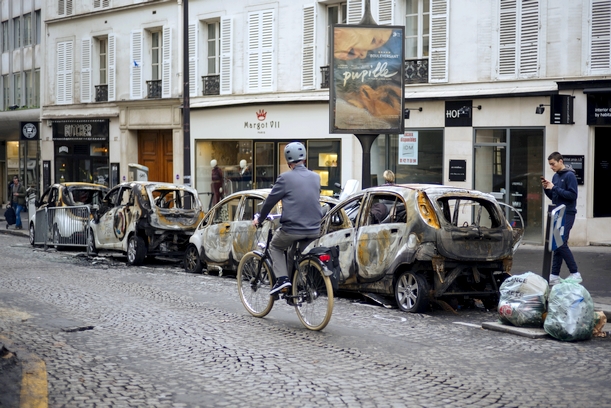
[544,277,594,342]
[498,272,549,327]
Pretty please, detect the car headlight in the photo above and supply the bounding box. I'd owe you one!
[407,233,419,250]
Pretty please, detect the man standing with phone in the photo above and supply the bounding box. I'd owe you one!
[541,152,581,286]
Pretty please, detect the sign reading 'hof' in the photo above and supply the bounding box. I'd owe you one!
[330,24,405,134]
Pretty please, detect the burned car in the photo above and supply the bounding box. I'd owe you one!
[184,189,338,275]
[29,182,109,247]
[306,184,524,313]
[88,181,204,265]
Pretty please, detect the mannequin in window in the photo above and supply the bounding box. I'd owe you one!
[239,159,251,190]
[211,159,224,205]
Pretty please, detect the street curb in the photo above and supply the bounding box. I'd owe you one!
[0,335,48,408]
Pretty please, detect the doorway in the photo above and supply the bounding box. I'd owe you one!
[138,130,173,183]
[474,128,544,243]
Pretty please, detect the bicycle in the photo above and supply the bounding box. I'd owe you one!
[237,218,338,331]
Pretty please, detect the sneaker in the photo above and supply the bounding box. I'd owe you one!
[568,272,583,283]
[270,276,291,295]
[549,274,560,286]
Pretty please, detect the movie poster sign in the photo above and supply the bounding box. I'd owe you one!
[330,25,405,134]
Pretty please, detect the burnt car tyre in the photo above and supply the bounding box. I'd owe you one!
[184,244,204,274]
[127,235,146,266]
[87,229,97,256]
[29,222,35,246]
[394,271,430,313]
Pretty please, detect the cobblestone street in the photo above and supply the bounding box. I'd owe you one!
[1,234,611,407]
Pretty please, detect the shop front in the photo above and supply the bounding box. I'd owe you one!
[190,103,355,210]
[52,119,110,186]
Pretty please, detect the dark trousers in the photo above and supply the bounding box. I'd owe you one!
[551,213,578,276]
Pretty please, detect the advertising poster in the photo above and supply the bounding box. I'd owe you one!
[330,25,405,134]
[399,131,418,165]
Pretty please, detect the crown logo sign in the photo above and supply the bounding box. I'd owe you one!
[256,109,267,121]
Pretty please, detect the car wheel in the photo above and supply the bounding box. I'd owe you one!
[394,271,430,313]
[184,244,204,274]
[127,235,146,266]
[29,223,35,246]
[87,229,97,256]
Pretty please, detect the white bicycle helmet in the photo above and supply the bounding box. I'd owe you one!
[284,142,306,163]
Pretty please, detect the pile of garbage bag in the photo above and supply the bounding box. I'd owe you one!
[498,272,549,327]
[497,272,601,342]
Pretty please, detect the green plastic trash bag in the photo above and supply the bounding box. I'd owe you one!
[498,272,549,327]
[544,277,594,342]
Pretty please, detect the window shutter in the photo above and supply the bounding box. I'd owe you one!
[162,26,172,98]
[58,0,65,16]
[591,0,611,71]
[65,41,73,103]
[57,42,66,104]
[247,10,275,93]
[81,38,92,103]
[94,0,100,8]
[301,5,316,90]
[499,0,517,76]
[519,0,539,76]
[220,16,233,95]
[347,0,364,24]
[130,30,143,99]
[188,23,198,97]
[108,34,116,101]
[66,0,73,15]
[430,0,449,83]
[378,0,394,25]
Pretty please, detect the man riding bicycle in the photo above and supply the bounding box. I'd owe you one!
[253,141,325,295]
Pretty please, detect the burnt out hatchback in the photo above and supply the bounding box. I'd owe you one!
[307,184,523,313]
[88,181,204,265]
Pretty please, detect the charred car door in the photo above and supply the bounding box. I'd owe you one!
[96,186,132,249]
[201,196,241,263]
[354,193,409,283]
[231,195,276,262]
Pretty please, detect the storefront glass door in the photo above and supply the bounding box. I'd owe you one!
[474,128,544,243]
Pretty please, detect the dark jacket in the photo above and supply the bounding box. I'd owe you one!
[258,164,323,235]
[11,183,26,207]
[544,166,578,214]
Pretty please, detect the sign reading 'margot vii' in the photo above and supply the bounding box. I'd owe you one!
[52,119,109,141]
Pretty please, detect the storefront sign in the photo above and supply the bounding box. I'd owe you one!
[399,131,418,165]
[243,109,281,133]
[445,100,473,127]
[20,122,40,140]
[587,94,611,125]
[562,155,584,185]
[52,119,109,141]
[550,95,574,124]
[330,24,405,134]
[449,160,467,182]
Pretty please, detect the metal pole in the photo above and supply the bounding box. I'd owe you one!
[182,0,191,186]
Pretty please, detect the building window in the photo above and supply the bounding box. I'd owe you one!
[326,3,347,64]
[207,22,220,75]
[94,0,110,9]
[151,31,161,80]
[1,21,8,52]
[25,70,33,106]
[2,75,9,109]
[99,38,107,85]
[23,13,32,46]
[246,10,275,93]
[34,69,40,107]
[57,40,74,104]
[13,17,20,49]
[13,73,21,107]
[58,0,74,16]
[405,0,429,59]
[498,0,540,78]
[35,10,41,44]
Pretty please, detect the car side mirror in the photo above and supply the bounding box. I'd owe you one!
[331,214,342,226]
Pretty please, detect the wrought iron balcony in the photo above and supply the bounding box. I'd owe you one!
[203,75,220,95]
[320,66,330,89]
[146,80,162,98]
[95,85,108,102]
[405,58,429,84]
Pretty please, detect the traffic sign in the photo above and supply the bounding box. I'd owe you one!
[549,204,566,251]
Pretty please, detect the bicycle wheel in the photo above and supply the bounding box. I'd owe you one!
[237,252,274,318]
[292,258,334,331]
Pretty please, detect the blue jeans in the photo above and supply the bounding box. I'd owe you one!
[551,213,578,276]
[14,204,24,228]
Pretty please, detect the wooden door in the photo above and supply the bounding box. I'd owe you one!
[138,130,173,183]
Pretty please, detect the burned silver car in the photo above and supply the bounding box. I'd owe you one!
[88,181,204,265]
[306,184,523,313]
[184,189,338,275]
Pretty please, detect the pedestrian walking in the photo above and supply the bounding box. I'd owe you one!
[9,175,26,230]
[541,152,581,285]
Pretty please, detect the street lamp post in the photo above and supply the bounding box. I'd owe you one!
[182,0,191,186]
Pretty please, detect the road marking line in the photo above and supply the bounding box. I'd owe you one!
[453,322,481,328]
